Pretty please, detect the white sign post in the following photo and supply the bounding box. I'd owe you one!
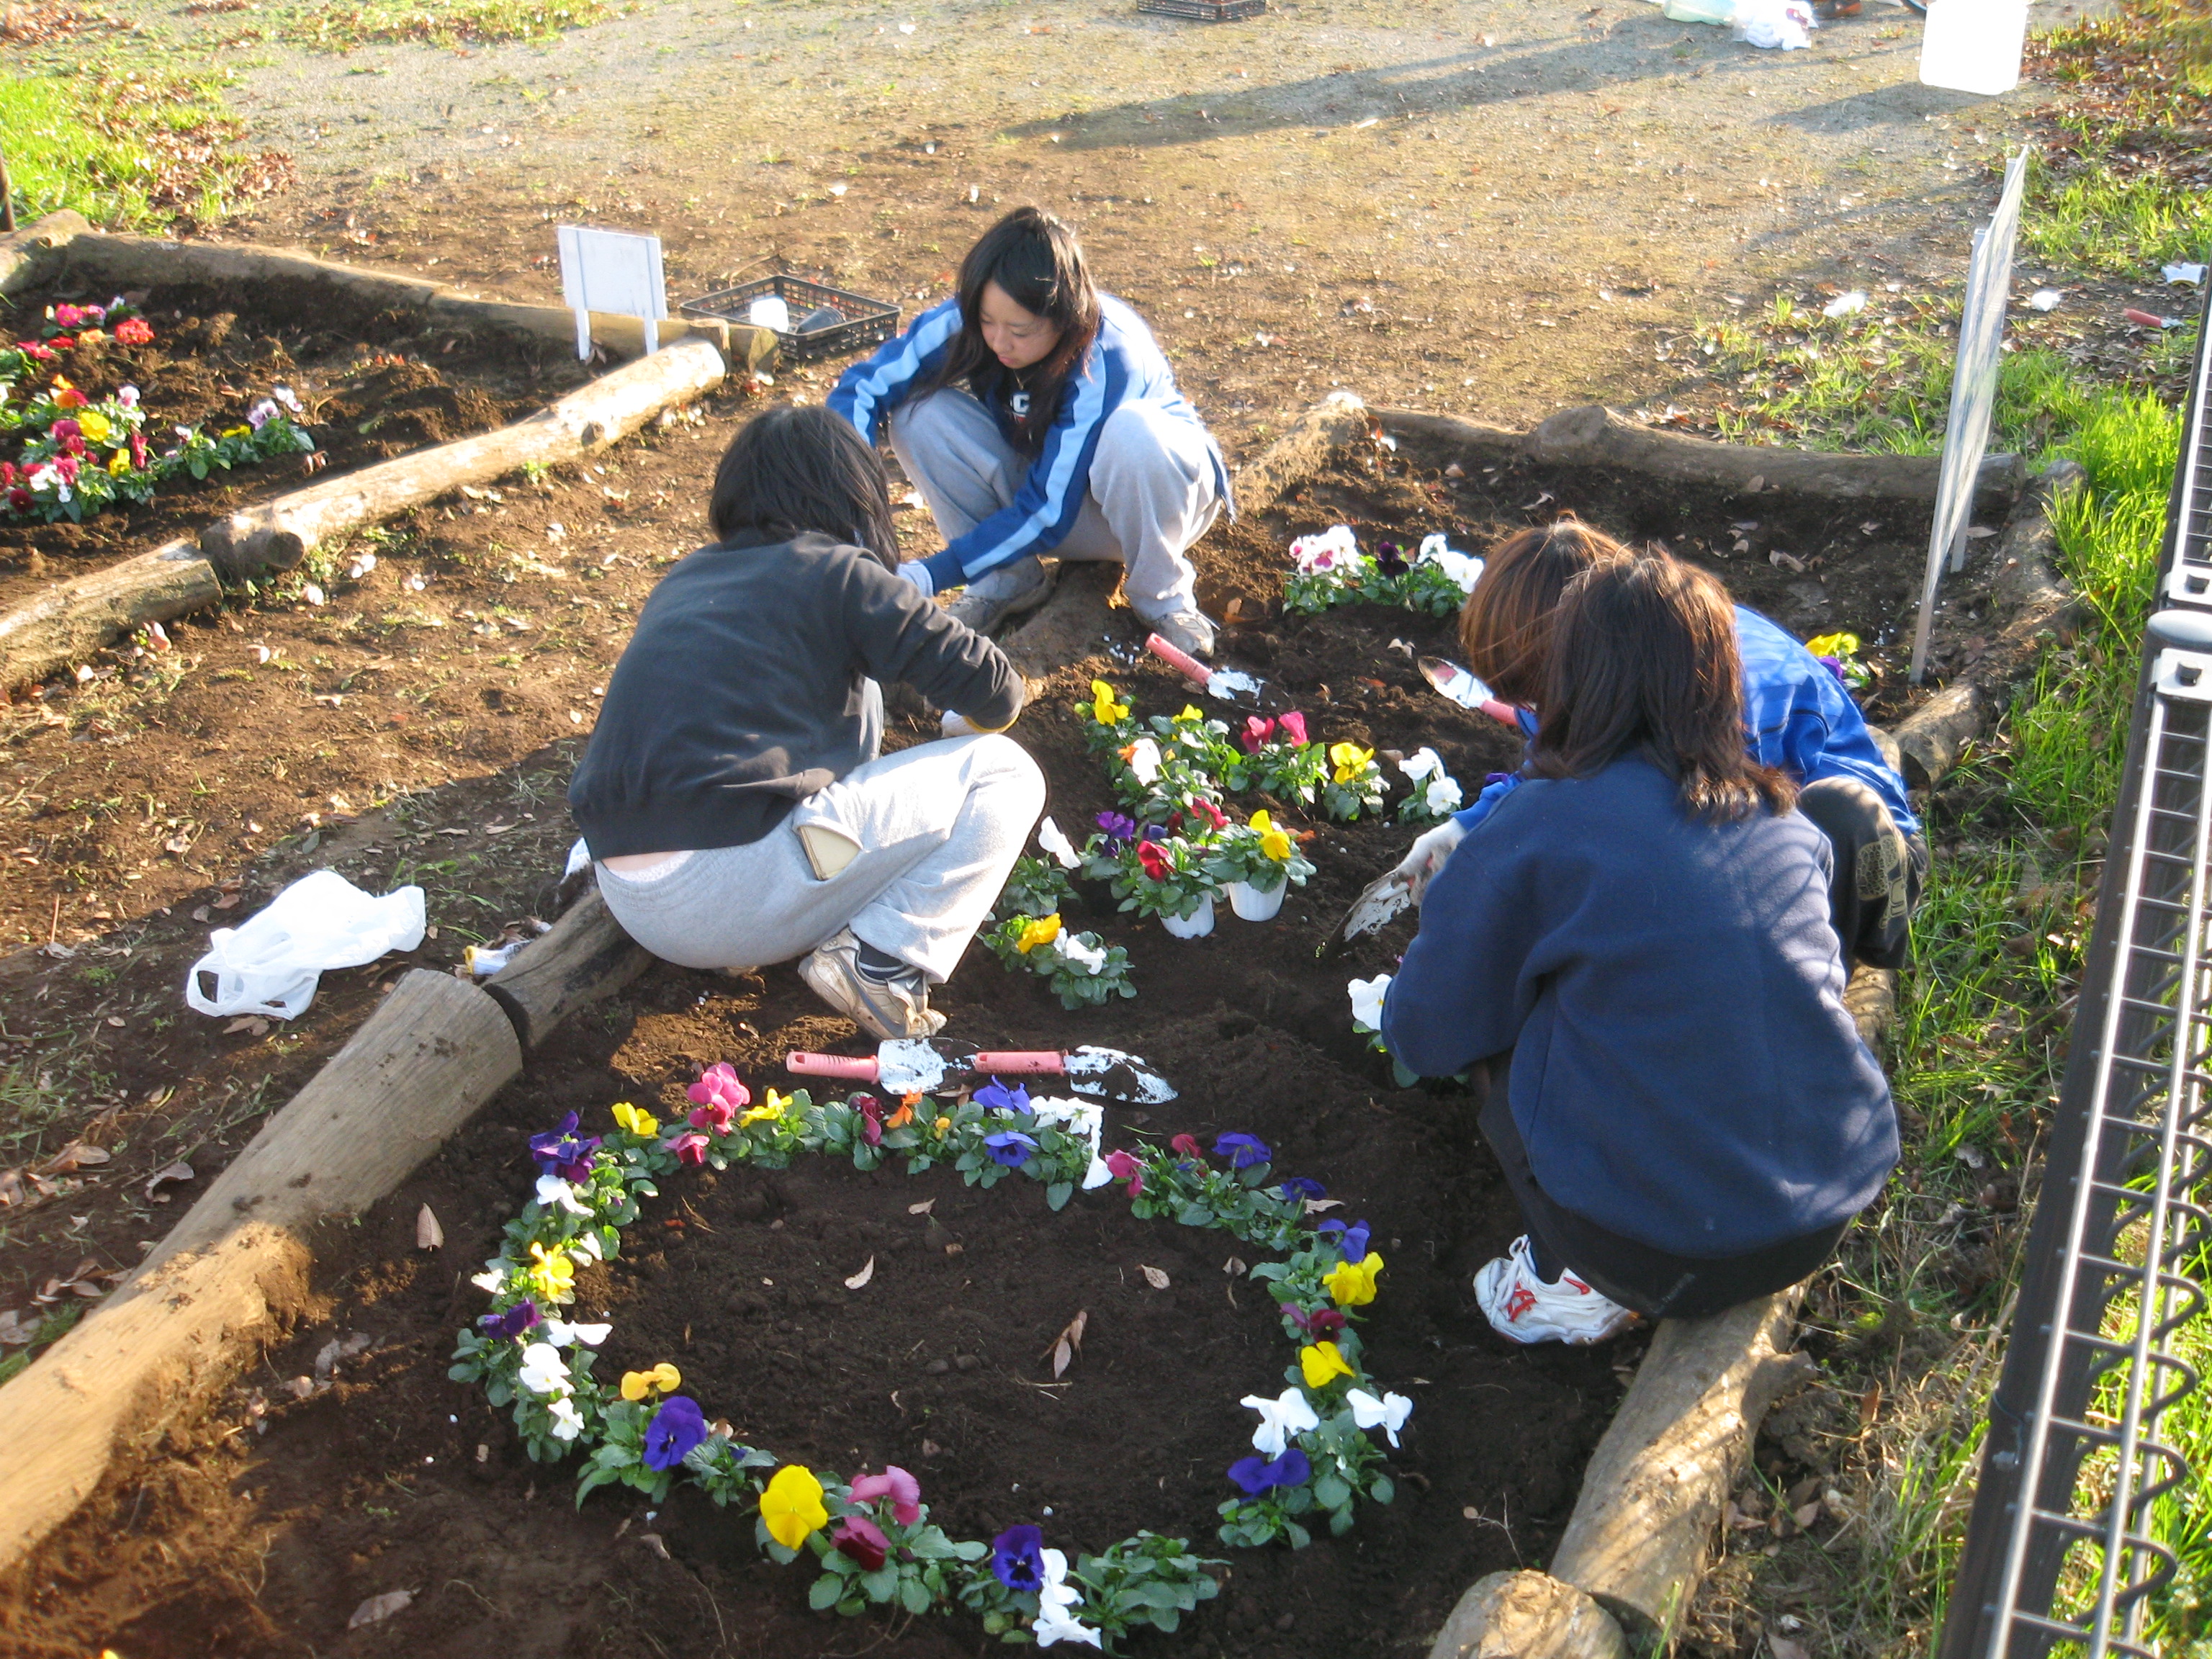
[554,225,668,362]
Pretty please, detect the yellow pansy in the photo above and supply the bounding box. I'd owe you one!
[1328,742,1375,786]
[1251,809,1292,863]
[221,425,251,439]
[934,1115,953,1133]
[1299,1341,1355,1389]
[611,1101,660,1138]
[1089,679,1129,725]
[761,1464,830,1549]
[525,1241,574,1301]
[107,449,131,476]
[620,1362,683,1401]
[76,408,112,443]
[1324,1253,1385,1308]
[1016,913,1063,954]
[1804,631,1861,660]
[740,1089,788,1127]
[1178,704,1204,722]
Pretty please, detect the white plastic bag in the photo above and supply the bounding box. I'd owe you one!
[1735,0,1813,48]
[186,871,426,1020]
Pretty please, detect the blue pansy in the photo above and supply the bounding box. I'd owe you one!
[973,1079,1033,1117]
[1227,1447,1311,1496]
[642,1395,709,1470]
[984,1130,1039,1167]
[991,1523,1046,1591]
[1277,1177,1326,1202]
[1213,1131,1271,1169]
[1318,1218,1372,1262]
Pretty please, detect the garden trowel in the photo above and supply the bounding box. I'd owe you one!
[1145,633,1269,708]
[1319,868,1413,960]
[785,1040,1177,1105]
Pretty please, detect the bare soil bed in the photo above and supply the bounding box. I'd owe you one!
[0,386,1998,1656]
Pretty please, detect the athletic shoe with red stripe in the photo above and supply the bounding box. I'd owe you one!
[1473,1236,1637,1346]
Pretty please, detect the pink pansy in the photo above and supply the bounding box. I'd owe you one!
[117,385,140,408]
[48,418,81,443]
[687,1061,750,1113]
[52,304,84,329]
[848,1465,922,1527]
[832,1514,889,1571]
[662,1129,709,1166]
[1239,715,1277,754]
[1104,1148,1144,1197]
[1278,710,1309,746]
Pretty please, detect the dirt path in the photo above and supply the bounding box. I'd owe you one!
[173,0,2085,455]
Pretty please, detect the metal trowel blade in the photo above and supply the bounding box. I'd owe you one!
[874,1038,958,1094]
[1321,870,1413,959]
[1419,656,1494,711]
[1061,1046,1178,1105]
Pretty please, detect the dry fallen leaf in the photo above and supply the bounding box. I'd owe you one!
[0,1169,23,1208]
[1768,549,1807,573]
[1140,1265,1171,1290]
[1858,1381,1882,1430]
[1043,1309,1088,1378]
[144,1161,194,1202]
[224,1015,270,1036]
[639,1532,672,1561]
[0,1308,40,1344]
[843,1254,876,1290]
[1745,473,1767,494]
[416,1204,445,1250]
[907,1199,935,1216]
[348,1589,414,1629]
[40,1142,109,1174]
[1303,1197,1344,1215]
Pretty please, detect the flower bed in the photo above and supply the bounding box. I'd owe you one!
[452,1064,1417,1647]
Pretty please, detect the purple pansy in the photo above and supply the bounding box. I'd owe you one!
[528,1111,601,1184]
[479,1300,541,1339]
[1318,1218,1372,1262]
[1228,1447,1312,1496]
[833,1514,890,1571]
[641,1395,709,1470]
[992,1524,1046,1591]
[1285,1304,1347,1339]
[973,1079,1033,1117]
[1373,539,1410,576]
[1213,1132,1271,1169]
[1095,809,1139,849]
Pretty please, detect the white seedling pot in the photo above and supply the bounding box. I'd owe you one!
[1159,894,1217,939]
[1228,879,1287,922]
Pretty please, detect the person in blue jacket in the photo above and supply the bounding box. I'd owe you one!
[1381,549,1899,1344]
[1395,519,1925,972]
[830,207,1231,657]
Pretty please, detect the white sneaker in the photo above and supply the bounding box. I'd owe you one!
[1140,605,1216,660]
[945,558,1056,635]
[1473,1236,1637,1346]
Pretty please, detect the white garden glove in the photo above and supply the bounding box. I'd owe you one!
[897,560,935,598]
[1394,817,1467,902]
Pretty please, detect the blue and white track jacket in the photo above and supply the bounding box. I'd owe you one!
[830,293,1230,590]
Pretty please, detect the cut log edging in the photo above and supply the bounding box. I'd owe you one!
[0,889,648,1580]
[0,313,730,688]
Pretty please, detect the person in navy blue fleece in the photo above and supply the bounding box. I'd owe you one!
[1395,521,1925,971]
[1382,549,1898,1343]
[830,207,1230,657]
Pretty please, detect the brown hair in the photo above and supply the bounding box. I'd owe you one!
[914,207,1102,458]
[1457,518,1632,706]
[1529,549,1795,822]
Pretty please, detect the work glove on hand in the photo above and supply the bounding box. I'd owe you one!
[1395,817,1467,902]
[897,561,936,598]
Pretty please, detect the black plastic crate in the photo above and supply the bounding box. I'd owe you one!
[679,274,902,363]
[1138,0,1265,19]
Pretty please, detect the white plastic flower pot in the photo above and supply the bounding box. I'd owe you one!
[1159,894,1216,939]
[1227,879,1286,922]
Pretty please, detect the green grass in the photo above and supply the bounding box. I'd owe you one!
[277,0,615,49]
[0,69,287,230]
[2021,161,2212,278]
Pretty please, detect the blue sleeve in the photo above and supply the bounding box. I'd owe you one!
[1382,796,1544,1079]
[1452,772,1524,833]
[919,346,1127,589]
[829,300,963,445]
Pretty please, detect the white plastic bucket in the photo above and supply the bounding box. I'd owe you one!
[1159,894,1217,939]
[1228,880,1286,922]
[1919,0,2028,96]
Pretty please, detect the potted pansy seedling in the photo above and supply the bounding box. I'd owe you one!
[1205,810,1316,922]
[1395,747,1465,825]
[1321,742,1387,822]
[1110,833,1221,938]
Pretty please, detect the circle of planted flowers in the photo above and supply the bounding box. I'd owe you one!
[451,1064,1413,1650]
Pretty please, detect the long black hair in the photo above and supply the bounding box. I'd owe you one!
[915,206,1101,456]
[706,403,900,570]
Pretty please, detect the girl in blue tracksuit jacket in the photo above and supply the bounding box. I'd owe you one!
[830,207,1231,657]
[1382,549,1898,1344]
[1397,520,1926,969]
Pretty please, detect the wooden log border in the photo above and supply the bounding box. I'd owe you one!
[0,891,649,1578]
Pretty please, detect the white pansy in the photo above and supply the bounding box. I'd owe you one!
[547,1395,586,1440]
[1028,1097,1108,1190]
[1348,974,1393,1033]
[1037,816,1082,870]
[1033,1548,1104,1649]
[544,1318,611,1347]
[1424,775,1465,815]
[1058,932,1107,976]
[535,1174,592,1215]
[517,1341,572,1398]
[1400,747,1446,782]
[1241,1385,1321,1458]
[1419,534,1485,593]
[1290,523,1360,574]
[570,1228,606,1262]
[471,1259,512,1293]
[1347,1388,1414,1447]
[1125,737,1162,786]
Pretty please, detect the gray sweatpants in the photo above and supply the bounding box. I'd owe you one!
[886,387,1223,617]
[594,734,1045,983]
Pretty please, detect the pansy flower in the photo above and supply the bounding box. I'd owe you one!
[1103,1148,1144,1197]
[1239,1385,1319,1457]
[1094,809,1138,849]
[516,1341,571,1398]
[1239,714,1277,753]
[1036,816,1082,869]
[1169,1133,1206,1164]
[854,1092,885,1148]
[984,1130,1038,1167]
[832,1514,890,1571]
[1136,840,1173,881]
[848,1465,922,1526]
[1250,809,1293,862]
[991,1523,1046,1591]
[1323,1253,1385,1308]
[1278,1176,1326,1202]
[1278,710,1309,745]
[1088,680,1129,725]
[1347,1388,1414,1447]
[1190,796,1228,831]
[1328,742,1375,786]
[1373,539,1410,576]
[479,1300,541,1339]
[1299,1340,1355,1389]
[687,1061,750,1120]
[621,1362,683,1401]
[524,1242,574,1301]
[1318,1217,1371,1262]
[527,1111,597,1177]
[113,316,153,346]
[761,1465,829,1549]
[662,1128,710,1166]
[1227,1447,1311,1495]
[611,1102,660,1138]
[1285,1303,1347,1340]
[1213,1131,1270,1168]
[741,1089,789,1127]
[973,1079,1032,1116]
[1016,914,1063,954]
[547,1395,585,1441]
[641,1395,709,1470]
